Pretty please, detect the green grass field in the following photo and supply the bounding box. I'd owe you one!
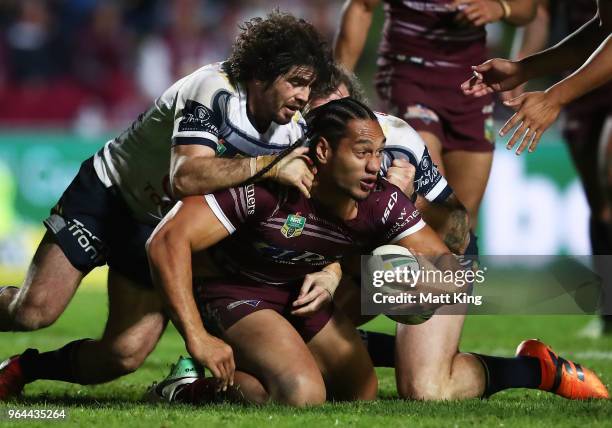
[1,287,612,427]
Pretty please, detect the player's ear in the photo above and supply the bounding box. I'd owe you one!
[314,137,331,164]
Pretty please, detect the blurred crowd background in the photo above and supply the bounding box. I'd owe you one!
[0,0,343,132]
[0,0,519,133]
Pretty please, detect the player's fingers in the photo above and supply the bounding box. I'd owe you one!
[528,130,542,153]
[292,146,310,156]
[292,293,326,316]
[514,127,534,156]
[297,274,315,299]
[473,62,492,73]
[296,181,311,199]
[506,122,527,152]
[499,111,523,137]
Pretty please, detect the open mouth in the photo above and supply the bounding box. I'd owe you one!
[359,177,377,192]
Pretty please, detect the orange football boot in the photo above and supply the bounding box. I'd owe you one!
[516,339,609,400]
[0,355,25,400]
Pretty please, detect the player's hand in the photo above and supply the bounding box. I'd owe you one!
[385,159,416,199]
[453,0,504,27]
[187,335,235,391]
[273,147,316,198]
[461,58,527,97]
[291,270,340,317]
[500,90,562,155]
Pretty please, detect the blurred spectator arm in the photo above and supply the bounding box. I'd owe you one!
[334,0,381,71]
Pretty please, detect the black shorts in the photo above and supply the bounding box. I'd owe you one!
[195,277,333,342]
[44,156,155,287]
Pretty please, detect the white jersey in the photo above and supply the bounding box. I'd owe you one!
[93,62,306,224]
[378,112,451,202]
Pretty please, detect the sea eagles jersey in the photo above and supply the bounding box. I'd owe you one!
[204,180,425,285]
[93,62,305,224]
[380,0,486,68]
[377,112,451,202]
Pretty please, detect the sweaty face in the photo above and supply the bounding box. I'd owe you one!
[327,118,385,201]
[308,83,350,110]
[261,65,316,124]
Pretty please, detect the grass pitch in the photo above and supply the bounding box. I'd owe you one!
[1,287,612,427]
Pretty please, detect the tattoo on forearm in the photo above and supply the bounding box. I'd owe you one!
[443,209,470,254]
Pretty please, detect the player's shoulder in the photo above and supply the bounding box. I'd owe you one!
[376,111,426,156]
[178,62,237,100]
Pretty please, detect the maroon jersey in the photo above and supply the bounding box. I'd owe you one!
[204,180,425,285]
[379,0,487,68]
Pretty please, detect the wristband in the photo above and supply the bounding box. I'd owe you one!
[497,0,511,19]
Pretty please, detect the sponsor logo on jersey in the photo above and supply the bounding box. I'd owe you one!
[245,184,256,215]
[253,241,328,263]
[382,192,399,224]
[227,299,261,310]
[178,100,220,135]
[281,213,306,238]
[404,104,439,124]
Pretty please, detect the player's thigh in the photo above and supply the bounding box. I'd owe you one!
[11,231,84,324]
[395,305,466,388]
[100,268,167,361]
[442,150,493,227]
[223,309,325,405]
[307,309,377,401]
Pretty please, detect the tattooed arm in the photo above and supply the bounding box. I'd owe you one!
[416,194,470,255]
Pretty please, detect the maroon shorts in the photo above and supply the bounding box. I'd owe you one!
[375,60,495,152]
[194,277,333,342]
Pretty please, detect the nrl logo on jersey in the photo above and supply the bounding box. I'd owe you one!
[281,213,306,238]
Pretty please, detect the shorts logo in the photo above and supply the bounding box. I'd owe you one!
[404,104,439,124]
[281,213,306,238]
[227,299,261,310]
[67,219,103,261]
[178,100,219,135]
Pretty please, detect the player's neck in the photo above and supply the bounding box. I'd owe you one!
[311,184,358,221]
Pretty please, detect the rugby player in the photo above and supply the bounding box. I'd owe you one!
[149,98,607,405]
[307,65,471,367]
[334,0,537,252]
[0,12,332,398]
[145,97,474,406]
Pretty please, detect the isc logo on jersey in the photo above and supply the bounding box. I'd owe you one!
[382,192,398,224]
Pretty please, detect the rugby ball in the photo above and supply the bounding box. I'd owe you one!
[368,244,434,325]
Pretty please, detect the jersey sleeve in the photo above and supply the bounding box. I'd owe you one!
[203,183,278,234]
[172,68,234,152]
[373,182,427,245]
[379,113,452,203]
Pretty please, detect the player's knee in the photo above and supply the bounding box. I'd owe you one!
[397,373,450,401]
[275,373,326,407]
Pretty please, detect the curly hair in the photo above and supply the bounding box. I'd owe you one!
[223,11,331,90]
